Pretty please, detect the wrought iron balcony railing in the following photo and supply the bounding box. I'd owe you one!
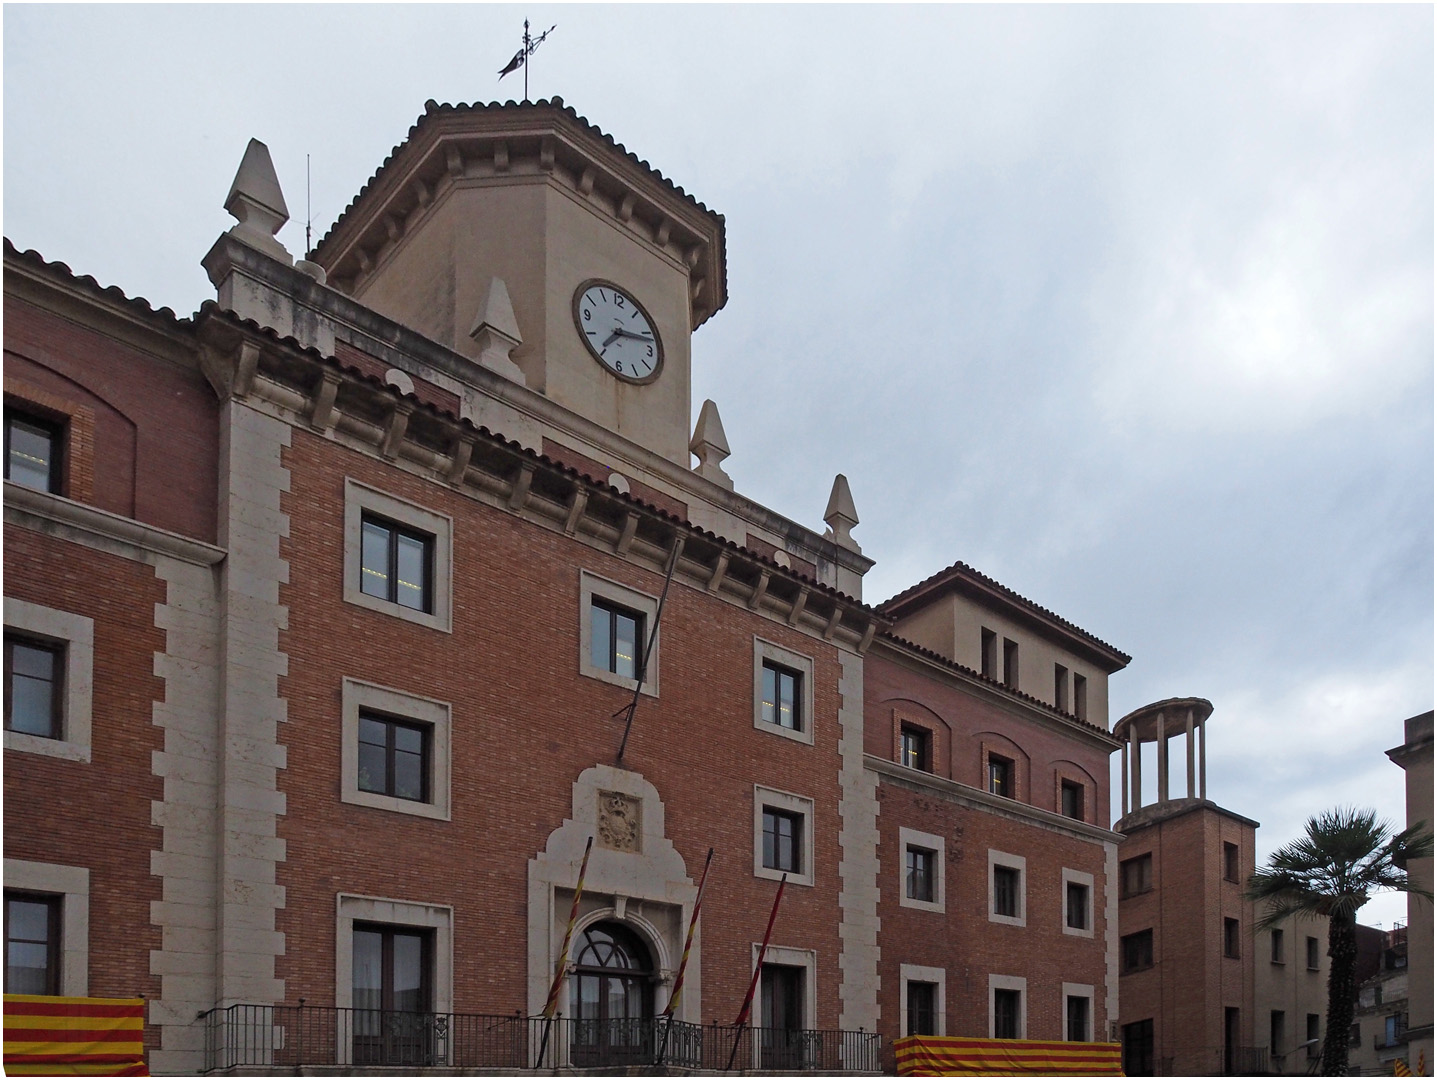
[200,1003,884,1073]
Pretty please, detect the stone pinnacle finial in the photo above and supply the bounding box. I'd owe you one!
[223,138,292,265]
[468,277,526,385]
[824,473,861,552]
[689,399,733,490]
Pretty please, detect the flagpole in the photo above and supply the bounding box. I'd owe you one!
[655,847,714,1065]
[522,19,530,103]
[727,872,787,1071]
[535,835,593,1069]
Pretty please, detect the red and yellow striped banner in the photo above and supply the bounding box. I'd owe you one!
[541,835,593,1020]
[895,1035,1123,1076]
[4,995,148,1076]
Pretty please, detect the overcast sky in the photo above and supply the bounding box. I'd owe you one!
[5,5,1431,927]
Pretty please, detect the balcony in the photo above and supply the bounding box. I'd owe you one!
[201,1003,885,1073]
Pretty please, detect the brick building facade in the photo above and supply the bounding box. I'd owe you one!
[4,99,1131,1074]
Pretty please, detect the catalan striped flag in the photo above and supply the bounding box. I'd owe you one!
[894,1035,1124,1076]
[541,835,593,1020]
[4,995,148,1076]
[1394,1058,1412,1076]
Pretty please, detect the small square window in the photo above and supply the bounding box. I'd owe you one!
[5,636,62,740]
[591,598,644,680]
[1066,994,1091,1042]
[357,712,430,802]
[900,725,931,771]
[4,892,60,995]
[1120,853,1152,898]
[1224,917,1241,958]
[4,413,62,494]
[361,513,433,612]
[341,679,451,821]
[761,661,802,732]
[1271,928,1285,964]
[1067,882,1089,930]
[994,867,1020,918]
[907,980,937,1037]
[1223,842,1240,882]
[980,628,997,679]
[343,480,452,633]
[907,847,935,903]
[1063,869,1095,938]
[1054,663,1069,712]
[1306,936,1320,970]
[1073,673,1088,721]
[1002,639,1020,689]
[899,828,945,913]
[1061,780,1084,820]
[993,987,1022,1039]
[1121,929,1154,973]
[763,808,803,874]
[988,755,1013,798]
[989,851,1026,925]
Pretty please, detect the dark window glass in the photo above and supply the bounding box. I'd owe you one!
[571,920,656,1067]
[1223,842,1240,882]
[1054,663,1069,712]
[906,847,935,902]
[993,865,1020,918]
[980,628,997,679]
[907,981,937,1037]
[1067,881,1089,930]
[1061,780,1084,820]
[4,892,59,995]
[993,988,1021,1039]
[900,726,930,771]
[590,599,642,680]
[1121,854,1153,898]
[4,636,62,739]
[4,414,61,493]
[357,712,429,802]
[761,662,801,731]
[763,808,802,873]
[988,755,1012,798]
[759,963,806,1069]
[1271,928,1285,964]
[1073,674,1088,721]
[1348,1022,1361,1049]
[1306,1015,1320,1059]
[1306,936,1320,970]
[353,923,433,1066]
[360,515,432,612]
[1067,994,1090,1042]
[1270,1010,1285,1056]
[1224,917,1241,958]
[1121,929,1154,974]
[1002,639,1019,689]
[1122,1018,1154,1076]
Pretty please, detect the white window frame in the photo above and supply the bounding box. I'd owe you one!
[988,849,1027,927]
[753,785,814,887]
[343,478,453,633]
[752,637,814,745]
[3,859,89,995]
[900,963,947,1037]
[899,826,945,913]
[989,973,1027,1039]
[341,678,451,821]
[579,571,659,696]
[1062,982,1095,1042]
[1062,867,1095,938]
[335,893,453,1015]
[3,598,93,762]
[751,942,818,1031]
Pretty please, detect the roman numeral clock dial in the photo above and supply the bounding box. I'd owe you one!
[574,281,663,384]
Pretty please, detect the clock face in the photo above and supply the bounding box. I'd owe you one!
[574,281,663,383]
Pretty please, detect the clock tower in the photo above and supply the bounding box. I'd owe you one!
[309,98,726,468]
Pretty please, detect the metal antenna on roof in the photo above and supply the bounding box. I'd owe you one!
[498,19,557,103]
[305,154,312,258]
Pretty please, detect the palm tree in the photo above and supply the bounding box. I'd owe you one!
[1248,807,1432,1076]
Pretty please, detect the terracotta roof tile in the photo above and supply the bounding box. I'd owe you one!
[3,238,192,329]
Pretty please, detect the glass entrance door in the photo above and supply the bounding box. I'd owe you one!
[353,924,434,1066]
[570,922,655,1067]
[759,963,805,1069]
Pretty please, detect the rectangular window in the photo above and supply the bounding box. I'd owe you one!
[993,866,1020,918]
[1223,842,1240,882]
[1002,638,1019,689]
[993,988,1021,1040]
[759,963,806,1069]
[1066,881,1090,930]
[761,661,802,731]
[357,712,430,803]
[4,413,62,494]
[900,725,930,771]
[4,636,62,740]
[590,598,643,680]
[1349,1022,1361,1049]
[353,923,434,1066]
[1061,780,1084,820]
[1270,1010,1285,1057]
[1271,928,1285,964]
[1054,663,1069,712]
[1306,936,1320,970]
[1073,673,1088,721]
[1121,853,1152,898]
[1122,1019,1154,1076]
[1306,1014,1320,1059]
[1224,917,1241,958]
[762,808,802,874]
[988,755,1013,798]
[980,628,997,679]
[4,892,60,995]
[360,514,433,613]
[907,981,937,1037]
[1121,929,1154,974]
[907,847,935,903]
[1067,994,1091,1042]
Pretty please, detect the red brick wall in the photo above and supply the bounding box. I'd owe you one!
[3,296,218,542]
[274,425,846,1024]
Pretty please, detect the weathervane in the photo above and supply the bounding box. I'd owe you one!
[498,19,556,103]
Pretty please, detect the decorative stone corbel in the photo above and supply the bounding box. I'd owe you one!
[468,278,527,385]
[564,489,589,536]
[445,437,473,485]
[824,474,861,553]
[615,512,639,556]
[707,552,730,594]
[223,139,293,265]
[508,463,535,511]
[379,402,412,459]
[748,569,771,612]
[689,399,733,490]
[309,371,342,431]
[788,587,810,628]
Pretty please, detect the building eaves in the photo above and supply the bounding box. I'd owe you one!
[878,557,1131,670]
[194,302,879,621]
[3,238,192,332]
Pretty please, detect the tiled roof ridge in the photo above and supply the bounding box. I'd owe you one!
[3,238,192,329]
[879,629,1114,738]
[878,557,1130,663]
[313,97,724,258]
[195,301,878,618]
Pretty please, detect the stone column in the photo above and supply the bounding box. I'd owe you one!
[1185,708,1196,799]
[1130,727,1142,811]
[1199,714,1207,799]
[1157,711,1169,803]
[1121,741,1130,816]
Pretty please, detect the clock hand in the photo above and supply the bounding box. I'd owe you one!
[615,329,652,342]
[601,329,622,348]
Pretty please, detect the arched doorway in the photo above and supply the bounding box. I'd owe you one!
[570,921,656,1067]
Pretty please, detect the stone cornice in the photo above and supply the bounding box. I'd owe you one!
[4,482,226,567]
[865,754,1123,845]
